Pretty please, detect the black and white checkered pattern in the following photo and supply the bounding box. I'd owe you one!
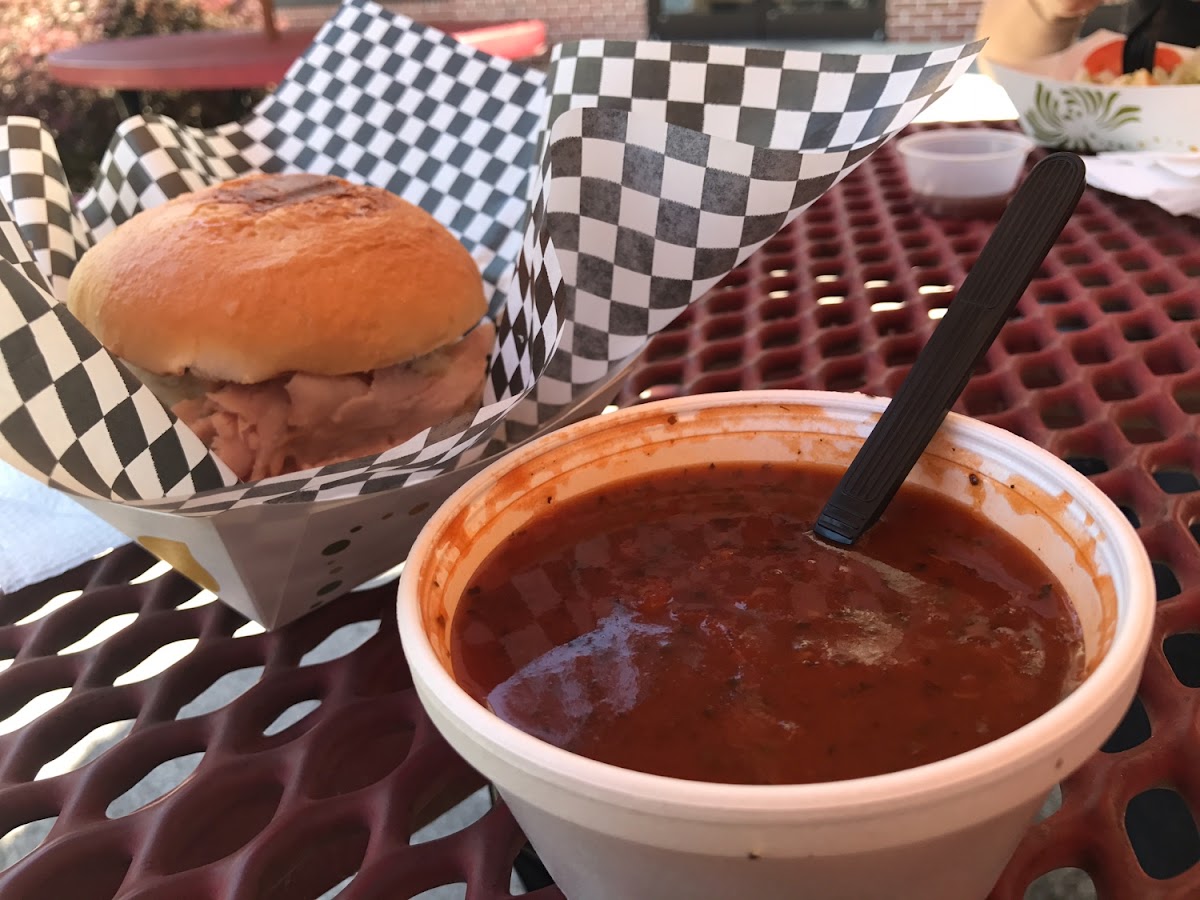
[0,0,982,514]
[0,257,228,501]
[240,2,545,292]
[78,117,253,243]
[0,118,90,298]
[540,41,983,160]
[494,38,982,445]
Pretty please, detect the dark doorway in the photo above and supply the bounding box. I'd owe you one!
[648,0,886,42]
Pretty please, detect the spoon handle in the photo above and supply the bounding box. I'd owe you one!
[813,151,1086,546]
[1122,0,1164,76]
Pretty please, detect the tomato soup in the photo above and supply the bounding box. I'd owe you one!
[451,462,1085,785]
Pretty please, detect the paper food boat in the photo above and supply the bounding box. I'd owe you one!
[991,29,1200,154]
[0,0,980,627]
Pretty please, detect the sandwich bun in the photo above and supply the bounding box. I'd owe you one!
[65,173,495,481]
[67,172,488,384]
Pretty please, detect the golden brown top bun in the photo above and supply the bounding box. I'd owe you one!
[67,173,487,384]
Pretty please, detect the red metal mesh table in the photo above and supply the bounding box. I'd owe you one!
[2,123,1199,899]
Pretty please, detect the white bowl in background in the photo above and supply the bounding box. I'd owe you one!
[990,29,1200,153]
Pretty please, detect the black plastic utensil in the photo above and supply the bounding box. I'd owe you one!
[1123,0,1165,75]
[813,151,1086,547]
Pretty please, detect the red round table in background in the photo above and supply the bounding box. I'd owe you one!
[46,17,548,117]
[1,124,1199,898]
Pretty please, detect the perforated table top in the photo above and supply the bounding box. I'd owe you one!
[2,123,1198,899]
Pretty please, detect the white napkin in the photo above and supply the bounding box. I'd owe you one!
[1084,152,1200,217]
[0,462,129,594]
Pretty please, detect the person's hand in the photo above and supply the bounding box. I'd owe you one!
[1029,0,1103,21]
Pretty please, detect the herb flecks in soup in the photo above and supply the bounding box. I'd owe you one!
[451,463,1085,785]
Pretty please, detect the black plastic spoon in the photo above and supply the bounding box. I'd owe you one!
[1123,0,1166,77]
[813,151,1087,547]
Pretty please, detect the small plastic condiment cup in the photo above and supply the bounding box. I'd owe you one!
[396,390,1155,900]
[896,129,1036,218]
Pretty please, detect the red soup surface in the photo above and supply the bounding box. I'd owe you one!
[451,462,1085,785]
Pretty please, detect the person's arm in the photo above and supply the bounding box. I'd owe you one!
[976,0,1102,65]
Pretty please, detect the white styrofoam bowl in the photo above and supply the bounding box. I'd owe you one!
[397,390,1155,900]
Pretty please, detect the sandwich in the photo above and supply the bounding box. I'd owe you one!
[67,172,494,481]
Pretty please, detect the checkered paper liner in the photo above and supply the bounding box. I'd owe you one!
[0,0,982,517]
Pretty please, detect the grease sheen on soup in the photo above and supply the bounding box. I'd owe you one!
[451,462,1085,785]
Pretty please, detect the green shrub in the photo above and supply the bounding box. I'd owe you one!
[0,0,266,191]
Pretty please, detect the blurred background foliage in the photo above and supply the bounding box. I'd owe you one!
[0,0,267,191]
